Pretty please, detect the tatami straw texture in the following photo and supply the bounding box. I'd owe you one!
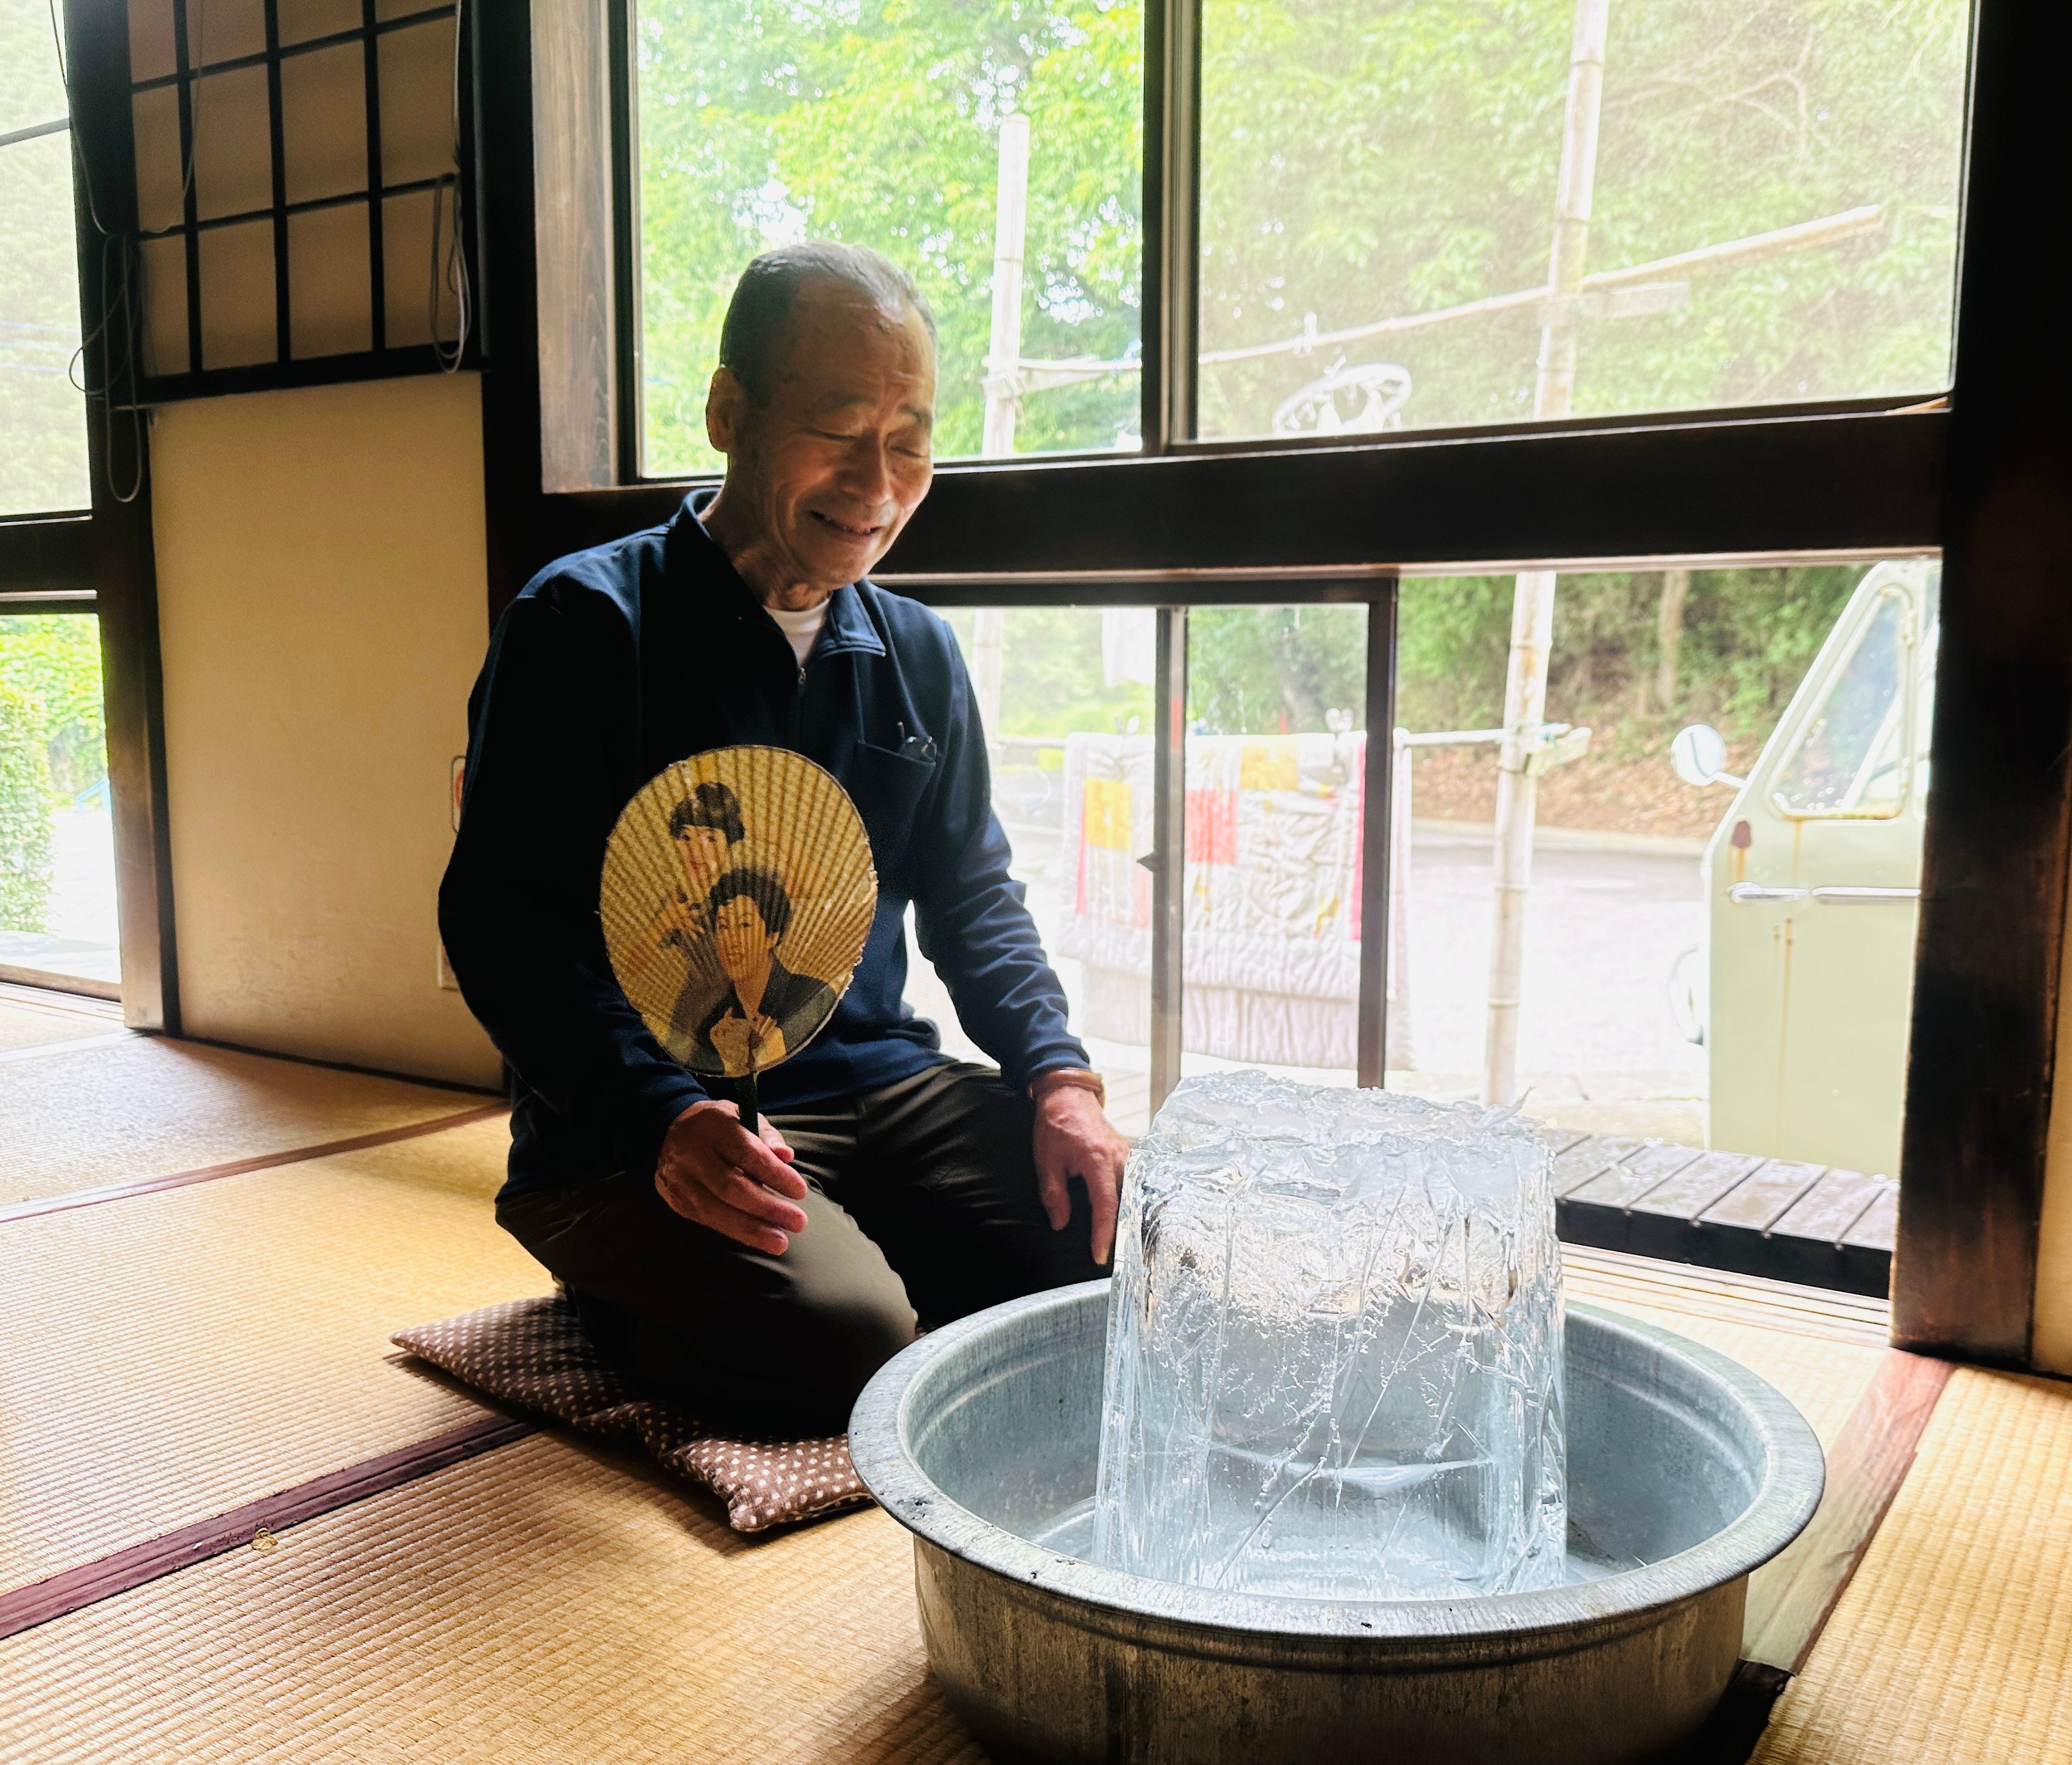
[0,1295,1901,1765]
[0,1036,482,1204]
[1563,1243,1892,1347]
[0,1203,1905,1762]
[0,1433,984,1765]
[0,997,116,1054]
[0,1116,546,1590]
[1753,1366,2072,1765]
[1564,1250,1888,1447]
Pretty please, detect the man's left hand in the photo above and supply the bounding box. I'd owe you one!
[1033,1087,1129,1266]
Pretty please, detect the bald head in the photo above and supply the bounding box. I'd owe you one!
[720,242,937,406]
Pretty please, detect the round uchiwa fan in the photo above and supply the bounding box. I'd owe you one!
[601,746,877,1129]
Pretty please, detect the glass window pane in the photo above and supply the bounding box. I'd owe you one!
[1180,603,1369,1089]
[902,607,1154,1133]
[1394,558,1934,1187]
[634,1,1144,476]
[1196,0,1969,441]
[0,613,120,995]
[1,0,90,515]
[1,0,67,136]
[1771,585,1913,817]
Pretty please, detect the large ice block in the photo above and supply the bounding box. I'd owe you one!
[1092,1073,1565,1600]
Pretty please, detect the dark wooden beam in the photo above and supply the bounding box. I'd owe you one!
[1894,0,2072,1365]
[63,0,181,1035]
[0,518,96,593]
[878,406,1944,579]
[473,0,553,626]
[489,406,1942,619]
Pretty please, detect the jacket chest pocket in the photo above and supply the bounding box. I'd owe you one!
[848,739,937,874]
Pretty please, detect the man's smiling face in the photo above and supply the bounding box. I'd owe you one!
[704,280,936,609]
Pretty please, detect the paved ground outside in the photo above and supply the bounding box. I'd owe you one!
[0,807,121,991]
[11,792,1710,1139]
[904,817,1709,1142]
[1391,822,1706,1142]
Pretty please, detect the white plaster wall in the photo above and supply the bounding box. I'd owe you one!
[148,374,500,1087]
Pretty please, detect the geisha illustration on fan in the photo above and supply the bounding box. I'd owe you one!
[671,865,836,1075]
[600,746,876,1085]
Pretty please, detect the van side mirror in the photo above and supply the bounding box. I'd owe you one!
[1670,723,1746,789]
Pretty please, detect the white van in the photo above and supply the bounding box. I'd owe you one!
[1674,560,1940,1178]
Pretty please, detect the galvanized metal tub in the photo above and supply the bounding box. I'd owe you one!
[850,1280,1823,1765]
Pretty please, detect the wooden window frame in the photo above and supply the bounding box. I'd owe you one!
[0,6,178,1029]
[478,0,2068,1367]
[6,0,2065,1365]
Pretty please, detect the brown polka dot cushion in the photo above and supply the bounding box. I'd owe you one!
[393,1295,869,1532]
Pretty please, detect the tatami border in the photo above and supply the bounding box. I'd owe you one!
[1741,1347,1956,1673]
[0,1414,535,1643]
[1680,1345,1957,1762]
[0,1103,510,1224]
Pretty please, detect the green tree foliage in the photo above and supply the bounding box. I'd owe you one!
[1396,576,1519,732]
[941,606,1153,738]
[638,0,1142,473]
[637,0,1965,459]
[0,0,91,515]
[1398,564,1863,744]
[1188,604,1366,733]
[1196,0,1968,436]
[634,1,1960,749]
[0,680,54,934]
[0,614,107,794]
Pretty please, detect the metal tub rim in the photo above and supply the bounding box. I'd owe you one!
[850,1279,1825,1656]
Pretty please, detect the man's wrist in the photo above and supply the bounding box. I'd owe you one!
[1030,1066,1105,1109]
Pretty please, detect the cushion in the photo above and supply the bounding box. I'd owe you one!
[393,1295,870,1533]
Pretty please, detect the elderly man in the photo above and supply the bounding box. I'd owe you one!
[440,242,1126,1435]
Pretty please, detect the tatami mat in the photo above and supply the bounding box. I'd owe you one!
[1,1036,485,1204]
[0,1115,546,1591]
[0,1432,983,1765]
[1563,1244,1891,1347]
[1565,1249,1888,1449]
[1753,1365,2072,1765]
[0,995,121,1054]
[0,1232,1901,1764]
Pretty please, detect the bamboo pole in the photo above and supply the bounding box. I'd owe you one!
[1482,0,1610,1109]
[970,609,1005,736]
[1388,730,1416,1072]
[982,113,1031,458]
[969,114,1030,738]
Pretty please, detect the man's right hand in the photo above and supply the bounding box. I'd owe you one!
[655,1099,808,1255]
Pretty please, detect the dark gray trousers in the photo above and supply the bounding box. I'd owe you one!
[496,1061,1107,1435]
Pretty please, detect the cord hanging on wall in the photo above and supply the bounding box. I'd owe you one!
[431,0,471,374]
[48,0,145,506]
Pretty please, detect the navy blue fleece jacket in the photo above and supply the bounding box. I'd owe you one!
[438,496,1088,1199]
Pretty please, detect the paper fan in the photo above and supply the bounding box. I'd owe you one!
[601,746,877,1128]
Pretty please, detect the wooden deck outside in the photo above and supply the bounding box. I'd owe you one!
[1546,1128,1897,1299]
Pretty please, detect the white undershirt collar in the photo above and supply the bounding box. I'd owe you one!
[766,599,830,667]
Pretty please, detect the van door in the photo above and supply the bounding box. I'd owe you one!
[1705,563,1936,1175]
